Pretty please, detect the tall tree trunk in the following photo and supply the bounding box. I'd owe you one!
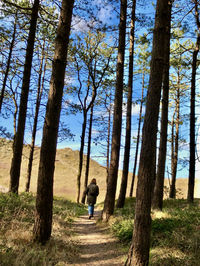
[129,69,144,197]
[10,75,21,147]
[102,0,127,221]
[125,0,170,264]
[13,89,19,137]
[169,76,180,198]
[33,0,74,244]
[25,41,46,192]
[116,0,136,209]
[81,104,94,204]
[0,12,17,112]
[76,75,97,203]
[170,110,175,196]
[76,110,87,203]
[11,89,18,153]
[106,102,111,184]
[152,0,172,210]
[9,0,40,193]
[187,0,200,202]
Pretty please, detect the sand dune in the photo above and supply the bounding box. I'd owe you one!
[0,139,199,202]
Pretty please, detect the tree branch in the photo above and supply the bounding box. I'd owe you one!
[2,0,32,10]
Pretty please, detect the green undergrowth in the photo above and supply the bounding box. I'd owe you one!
[0,192,87,266]
[110,197,200,265]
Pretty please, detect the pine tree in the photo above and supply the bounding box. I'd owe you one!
[116,0,136,209]
[152,0,173,210]
[125,0,170,264]
[33,0,75,244]
[102,0,127,221]
[25,40,47,192]
[0,11,17,112]
[9,0,40,193]
[187,0,200,202]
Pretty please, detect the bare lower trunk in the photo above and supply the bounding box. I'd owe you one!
[77,111,87,203]
[81,105,94,204]
[125,0,170,264]
[117,0,136,209]
[152,1,172,210]
[169,73,180,199]
[152,77,169,208]
[106,104,111,184]
[33,0,74,244]
[9,0,40,193]
[187,1,200,202]
[25,41,46,192]
[102,0,127,221]
[129,70,144,197]
[0,12,17,112]
[76,74,97,203]
[169,110,175,198]
[187,44,198,202]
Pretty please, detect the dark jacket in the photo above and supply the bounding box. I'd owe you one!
[85,182,99,205]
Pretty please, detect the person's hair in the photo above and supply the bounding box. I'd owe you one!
[91,178,96,184]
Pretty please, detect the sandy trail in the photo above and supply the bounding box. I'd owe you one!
[69,210,126,265]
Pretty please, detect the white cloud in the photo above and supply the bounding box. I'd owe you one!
[94,108,112,118]
[71,15,90,33]
[98,5,113,23]
[132,103,145,116]
[64,76,76,86]
[91,129,100,135]
[122,103,145,117]
[93,0,115,24]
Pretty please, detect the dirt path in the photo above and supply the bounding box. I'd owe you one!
[69,210,126,265]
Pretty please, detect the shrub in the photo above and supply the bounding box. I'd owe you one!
[111,218,133,242]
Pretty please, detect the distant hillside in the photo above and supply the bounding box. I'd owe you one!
[0,138,134,202]
[0,138,199,202]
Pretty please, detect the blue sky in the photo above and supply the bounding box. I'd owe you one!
[1,0,200,183]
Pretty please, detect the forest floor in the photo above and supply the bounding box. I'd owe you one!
[69,210,127,266]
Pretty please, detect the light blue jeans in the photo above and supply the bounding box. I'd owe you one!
[88,204,94,216]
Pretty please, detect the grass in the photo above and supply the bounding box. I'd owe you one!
[110,197,200,266]
[0,192,87,266]
[1,191,200,265]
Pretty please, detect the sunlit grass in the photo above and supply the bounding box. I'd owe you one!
[0,192,87,265]
[1,192,200,265]
[110,197,200,265]
[150,247,187,266]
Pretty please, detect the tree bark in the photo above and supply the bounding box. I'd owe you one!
[9,0,40,193]
[76,44,110,202]
[102,0,127,221]
[187,0,200,203]
[25,41,46,192]
[76,87,97,203]
[33,0,74,244]
[106,102,111,184]
[152,0,172,210]
[125,0,169,264]
[76,45,104,202]
[81,104,94,204]
[129,70,144,197]
[116,0,136,209]
[0,12,17,112]
[187,39,199,202]
[77,110,87,203]
[169,74,180,199]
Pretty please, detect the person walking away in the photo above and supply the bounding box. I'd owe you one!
[85,178,99,219]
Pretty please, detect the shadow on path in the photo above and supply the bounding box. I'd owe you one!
[69,211,126,265]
